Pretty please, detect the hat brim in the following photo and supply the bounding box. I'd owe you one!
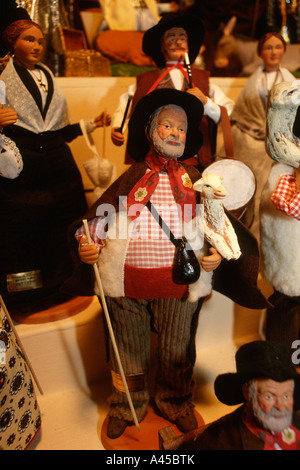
[214,373,246,406]
[214,372,300,410]
[127,88,203,162]
[142,13,204,68]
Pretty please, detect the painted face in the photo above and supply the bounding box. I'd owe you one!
[250,378,294,433]
[260,36,285,72]
[150,105,187,160]
[161,27,188,63]
[14,26,44,70]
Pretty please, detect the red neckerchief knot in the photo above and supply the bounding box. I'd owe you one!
[147,62,192,95]
[124,152,196,221]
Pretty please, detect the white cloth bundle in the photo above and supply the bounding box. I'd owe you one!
[0,132,23,179]
[80,119,115,201]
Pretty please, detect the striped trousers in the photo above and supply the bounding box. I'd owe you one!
[104,296,203,423]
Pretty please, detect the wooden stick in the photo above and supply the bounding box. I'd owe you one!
[184,52,193,88]
[0,295,43,395]
[102,108,107,158]
[82,219,140,432]
[120,92,134,134]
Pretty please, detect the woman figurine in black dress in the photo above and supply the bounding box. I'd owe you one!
[0,19,111,315]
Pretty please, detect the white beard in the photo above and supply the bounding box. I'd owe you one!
[250,390,293,433]
[151,128,185,159]
[254,405,293,433]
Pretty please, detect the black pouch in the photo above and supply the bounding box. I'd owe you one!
[172,236,201,285]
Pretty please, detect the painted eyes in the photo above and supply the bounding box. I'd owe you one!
[263,45,284,52]
[167,36,187,44]
[159,123,186,133]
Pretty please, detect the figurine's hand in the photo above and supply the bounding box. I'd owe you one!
[94,112,111,128]
[170,1,180,12]
[201,247,222,272]
[78,235,104,264]
[186,87,208,105]
[111,127,125,146]
[0,104,18,127]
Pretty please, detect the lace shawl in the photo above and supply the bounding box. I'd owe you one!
[0,58,70,134]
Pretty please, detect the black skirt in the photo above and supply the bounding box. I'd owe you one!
[0,126,87,312]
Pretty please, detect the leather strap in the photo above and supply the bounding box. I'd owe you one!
[220,105,234,158]
[146,200,178,247]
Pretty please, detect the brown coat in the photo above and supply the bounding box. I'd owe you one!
[181,405,300,450]
[62,161,267,310]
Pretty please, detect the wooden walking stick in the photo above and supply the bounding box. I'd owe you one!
[82,219,140,432]
[102,108,107,158]
[184,52,193,89]
[120,91,134,134]
[0,295,43,395]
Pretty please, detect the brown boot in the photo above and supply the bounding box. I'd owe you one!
[175,410,198,433]
[107,416,128,439]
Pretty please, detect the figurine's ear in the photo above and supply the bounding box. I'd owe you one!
[223,16,236,36]
[193,178,205,192]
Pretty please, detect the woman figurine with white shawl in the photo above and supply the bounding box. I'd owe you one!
[0,14,110,316]
[230,32,294,240]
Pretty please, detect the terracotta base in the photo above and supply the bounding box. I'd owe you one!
[100,403,204,450]
[10,296,93,324]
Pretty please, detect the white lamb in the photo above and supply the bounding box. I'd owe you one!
[193,173,241,261]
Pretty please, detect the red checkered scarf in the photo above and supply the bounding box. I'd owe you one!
[271,173,300,220]
[124,152,197,222]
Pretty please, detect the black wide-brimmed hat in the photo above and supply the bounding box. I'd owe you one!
[142,13,204,68]
[127,88,203,162]
[0,1,31,56]
[214,341,300,410]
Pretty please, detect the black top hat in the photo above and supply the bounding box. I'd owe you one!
[0,1,31,57]
[214,341,300,410]
[127,88,203,162]
[142,13,204,68]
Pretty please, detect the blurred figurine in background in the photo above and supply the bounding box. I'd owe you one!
[260,81,300,349]
[180,341,300,450]
[111,13,234,170]
[98,0,179,33]
[0,12,111,315]
[230,32,294,240]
